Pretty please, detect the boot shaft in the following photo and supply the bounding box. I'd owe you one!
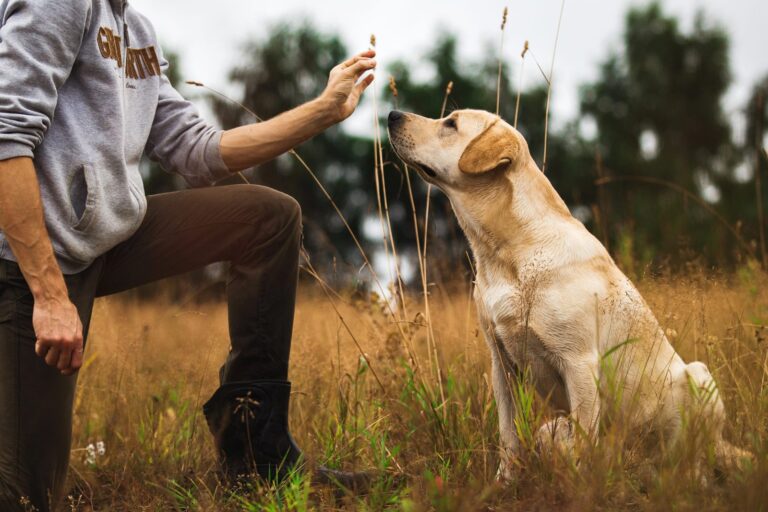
[203,380,302,480]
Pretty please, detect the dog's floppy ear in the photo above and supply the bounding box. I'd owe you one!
[458,120,520,174]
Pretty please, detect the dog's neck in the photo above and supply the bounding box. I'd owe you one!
[449,157,575,279]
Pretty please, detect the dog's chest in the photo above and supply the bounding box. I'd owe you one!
[476,279,542,355]
[477,279,571,412]
[477,281,524,331]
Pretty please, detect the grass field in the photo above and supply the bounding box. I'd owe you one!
[58,262,768,511]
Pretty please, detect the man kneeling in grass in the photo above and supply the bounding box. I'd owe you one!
[0,1,376,510]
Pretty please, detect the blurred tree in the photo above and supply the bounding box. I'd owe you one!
[715,76,768,268]
[580,2,737,265]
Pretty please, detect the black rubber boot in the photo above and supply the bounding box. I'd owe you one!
[203,380,373,491]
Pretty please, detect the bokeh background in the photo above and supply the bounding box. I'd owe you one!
[131,0,768,286]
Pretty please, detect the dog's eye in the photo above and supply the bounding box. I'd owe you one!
[443,118,457,129]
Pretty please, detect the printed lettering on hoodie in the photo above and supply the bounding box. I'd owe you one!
[97,27,161,80]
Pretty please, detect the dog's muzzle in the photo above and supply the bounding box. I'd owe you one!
[388,110,404,129]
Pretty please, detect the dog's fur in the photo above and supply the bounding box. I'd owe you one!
[388,109,747,479]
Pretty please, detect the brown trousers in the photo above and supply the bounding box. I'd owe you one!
[0,185,302,511]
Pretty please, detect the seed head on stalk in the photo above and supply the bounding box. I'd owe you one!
[514,41,529,128]
[496,6,509,115]
[440,81,454,118]
[389,76,398,99]
[389,76,399,109]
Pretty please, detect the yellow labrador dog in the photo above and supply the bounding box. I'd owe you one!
[387,109,745,479]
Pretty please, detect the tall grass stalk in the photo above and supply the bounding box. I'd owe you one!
[754,90,766,269]
[368,37,396,301]
[541,0,566,173]
[424,81,456,412]
[403,161,435,381]
[496,7,509,115]
[514,41,529,129]
[370,35,410,320]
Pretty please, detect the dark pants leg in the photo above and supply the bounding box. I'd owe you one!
[0,258,103,512]
[0,184,302,510]
[96,184,303,382]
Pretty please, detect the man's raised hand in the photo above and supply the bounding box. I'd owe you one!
[321,50,377,122]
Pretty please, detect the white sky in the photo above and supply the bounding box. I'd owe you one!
[131,0,767,136]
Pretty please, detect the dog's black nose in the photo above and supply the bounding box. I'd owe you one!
[388,110,404,126]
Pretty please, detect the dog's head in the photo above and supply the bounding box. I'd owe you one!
[387,109,528,191]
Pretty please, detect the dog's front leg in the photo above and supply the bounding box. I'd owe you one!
[489,339,520,481]
[562,355,601,445]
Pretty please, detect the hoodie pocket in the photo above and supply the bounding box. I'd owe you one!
[69,164,101,232]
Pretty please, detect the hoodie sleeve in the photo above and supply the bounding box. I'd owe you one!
[0,0,91,161]
[144,47,231,188]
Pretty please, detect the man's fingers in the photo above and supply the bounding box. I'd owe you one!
[35,339,48,358]
[354,73,375,96]
[45,346,61,367]
[345,59,376,78]
[57,347,73,371]
[70,346,84,373]
[341,50,375,68]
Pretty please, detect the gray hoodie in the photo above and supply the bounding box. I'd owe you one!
[0,0,230,274]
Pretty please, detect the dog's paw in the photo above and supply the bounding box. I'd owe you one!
[494,447,521,483]
[495,461,517,483]
[535,417,574,456]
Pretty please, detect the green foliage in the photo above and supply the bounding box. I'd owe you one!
[580,2,766,265]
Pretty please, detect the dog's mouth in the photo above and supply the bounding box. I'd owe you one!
[413,163,438,179]
[387,128,439,181]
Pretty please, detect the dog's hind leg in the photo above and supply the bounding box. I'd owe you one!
[668,362,752,471]
[686,363,754,471]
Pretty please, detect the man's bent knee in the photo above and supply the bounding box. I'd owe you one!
[233,185,302,244]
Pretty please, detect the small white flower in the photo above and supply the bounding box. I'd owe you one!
[96,441,106,456]
[85,443,97,465]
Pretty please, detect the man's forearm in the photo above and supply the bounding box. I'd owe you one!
[219,97,339,172]
[0,157,68,301]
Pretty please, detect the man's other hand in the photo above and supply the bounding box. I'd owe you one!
[33,296,84,376]
[322,50,377,122]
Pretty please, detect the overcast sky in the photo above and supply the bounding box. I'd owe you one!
[131,0,767,137]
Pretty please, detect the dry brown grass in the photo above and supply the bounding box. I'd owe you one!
[61,263,768,511]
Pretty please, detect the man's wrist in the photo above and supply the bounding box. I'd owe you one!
[312,95,343,126]
[26,263,69,303]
